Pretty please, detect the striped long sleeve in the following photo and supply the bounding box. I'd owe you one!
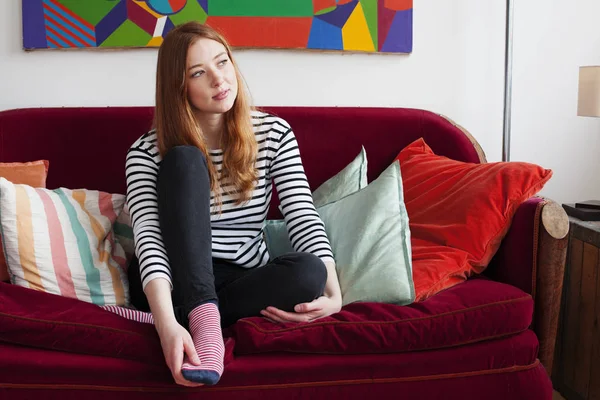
[272,128,335,263]
[124,112,334,291]
[125,138,172,289]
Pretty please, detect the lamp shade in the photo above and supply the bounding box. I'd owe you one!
[578,66,600,117]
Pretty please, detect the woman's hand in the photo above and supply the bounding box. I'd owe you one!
[143,278,202,387]
[260,294,342,323]
[261,260,343,323]
[156,320,203,387]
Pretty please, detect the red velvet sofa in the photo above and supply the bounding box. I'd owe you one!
[0,106,568,399]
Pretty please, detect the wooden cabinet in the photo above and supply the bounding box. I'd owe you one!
[553,217,600,400]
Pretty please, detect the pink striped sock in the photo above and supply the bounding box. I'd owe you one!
[101,305,155,324]
[181,302,224,385]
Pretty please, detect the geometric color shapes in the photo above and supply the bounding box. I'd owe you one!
[153,16,168,37]
[54,0,120,26]
[168,0,207,26]
[205,16,313,48]
[42,0,96,41]
[162,16,176,37]
[95,0,127,46]
[360,0,378,51]
[45,15,82,48]
[307,18,343,50]
[147,36,164,46]
[99,20,152,48]
[142,0,171,14]
[342,2,375,52]
[22,0,47,49]
[378,2,395,51]
[22,0,413,53]
[209,0,314,17]
[313,0,336,14]
[169,0,186,13]
[133,1,162,18]
[316,0,357,28]
[128,0,160,36]
[384,0,413,11]
[381,8,412,53]
[315,7,336,16]
[142,0,187,15]
[43,0,96,48]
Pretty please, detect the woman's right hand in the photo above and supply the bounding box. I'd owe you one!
[156,320,203,387]
[143,278,202,387]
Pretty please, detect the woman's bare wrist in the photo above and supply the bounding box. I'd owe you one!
[143,278,178,331]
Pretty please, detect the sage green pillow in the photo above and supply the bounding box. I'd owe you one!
[268,145,368,260]
[312,146,367,207]
[265,161,414,306]
[278,146,367,215]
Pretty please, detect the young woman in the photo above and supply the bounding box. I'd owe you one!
[102,22,342,387]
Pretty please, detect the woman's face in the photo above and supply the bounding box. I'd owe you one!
[185,38,238,116]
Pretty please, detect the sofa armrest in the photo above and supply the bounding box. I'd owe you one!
[486,197,569,376]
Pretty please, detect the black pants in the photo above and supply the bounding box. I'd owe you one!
[128,146,327,328]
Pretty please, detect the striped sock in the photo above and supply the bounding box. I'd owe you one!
[181,302,224,385]
[101,305,155,324]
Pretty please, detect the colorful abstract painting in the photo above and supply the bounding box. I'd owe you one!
[22,0,413,53]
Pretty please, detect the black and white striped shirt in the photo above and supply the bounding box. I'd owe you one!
[125,111,335,289]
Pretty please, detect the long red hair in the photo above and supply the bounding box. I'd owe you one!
[154,22,257,208]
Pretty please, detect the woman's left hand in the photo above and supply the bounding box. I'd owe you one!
[260,295,342,323]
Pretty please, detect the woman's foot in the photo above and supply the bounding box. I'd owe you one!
[181,301,224,385]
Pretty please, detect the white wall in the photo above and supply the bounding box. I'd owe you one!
[511,0,600,204]
[1,0,598,204]
[0,1,506,159]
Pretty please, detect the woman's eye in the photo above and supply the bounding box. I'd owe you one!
[191,70,205,78]
[218,59,228,66]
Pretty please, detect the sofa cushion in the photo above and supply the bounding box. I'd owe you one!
[0,160,49,188]
[230,278,533,355]
[266,161,414,306]
[397,138,552,301]
[311,146,368,206]
[268,145,368,257]
[0,330,545,399]
[0,179,130,306]
[0,160,49,282]
[0,281,234,366]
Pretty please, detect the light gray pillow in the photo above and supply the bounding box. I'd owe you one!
[278,146,367,214]
[265,161,414,306]
[312,146,368,207]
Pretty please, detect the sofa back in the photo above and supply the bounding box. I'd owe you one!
[0,106,483,218]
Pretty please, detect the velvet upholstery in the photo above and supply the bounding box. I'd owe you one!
[0,277,532,359]
[0,332,550,400]
[0,281,234,365]
[0,106,554,400]
[486,196,543,296]
[0,106,481,219]
[230,278,533,355]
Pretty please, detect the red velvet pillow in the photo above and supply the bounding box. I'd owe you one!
[397,138,552,301]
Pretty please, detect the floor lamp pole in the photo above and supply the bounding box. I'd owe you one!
[502,0,515,162]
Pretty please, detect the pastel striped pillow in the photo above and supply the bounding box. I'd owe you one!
[0,178,130,306]
[113,204,135,265]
